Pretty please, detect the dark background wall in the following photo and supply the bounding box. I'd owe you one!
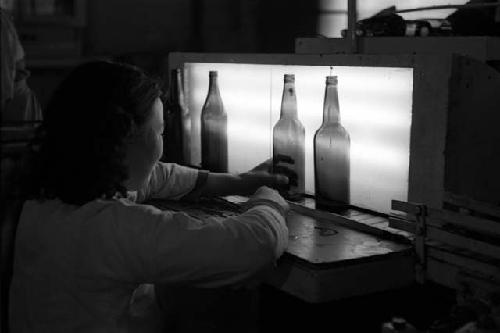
[18,0,320,107]
[84,0,319,55]
[85,0,194,55]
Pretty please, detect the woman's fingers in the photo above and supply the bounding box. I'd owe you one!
[271,165,298,187]
[250,154,296,174]
[273,154,294,165]
[252,186,289,211]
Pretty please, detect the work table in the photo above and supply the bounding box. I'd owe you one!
[148,196,414,303]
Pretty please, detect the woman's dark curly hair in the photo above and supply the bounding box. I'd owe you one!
[31,60,162,205]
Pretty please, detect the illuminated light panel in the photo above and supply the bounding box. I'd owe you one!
[351,142,409,170]
[227,122,270,145]
[184,63,413,214]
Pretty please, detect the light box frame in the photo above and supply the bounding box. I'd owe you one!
[167,52,499,214]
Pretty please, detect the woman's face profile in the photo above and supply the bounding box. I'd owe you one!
[123,97,164,191]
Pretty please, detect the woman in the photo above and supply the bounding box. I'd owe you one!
[9,61,289,332]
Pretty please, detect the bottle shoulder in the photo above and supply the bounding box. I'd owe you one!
[201,98,225,116]
[201,107,227,118]
[315,123,350,137]
[166,101,188,114]
[274,117,305,130]
[316,122,348,131]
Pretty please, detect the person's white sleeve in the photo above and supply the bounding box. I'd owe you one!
[246,205,288,258]
[95,200,288,287]
[136,162,200,202]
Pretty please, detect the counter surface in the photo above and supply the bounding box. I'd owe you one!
[148,197,414,302]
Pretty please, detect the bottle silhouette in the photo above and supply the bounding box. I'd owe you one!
[163,68,191,164]
[314,76,350,207]
[201,71,228,172]
[272,74,305,200]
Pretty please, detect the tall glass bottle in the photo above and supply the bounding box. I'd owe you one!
[164,68,191,164]
[314,76,350,205]
[201,71,228,172]
[272,74,305,199]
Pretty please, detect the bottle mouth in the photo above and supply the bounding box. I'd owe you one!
[284,74,295,83]
[209,71,218,77]
[326,76,338,85]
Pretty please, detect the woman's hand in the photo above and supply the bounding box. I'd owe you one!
[238,170,288,192]
[195,156,298,198]
[239,155,297,192]
[248,186,289,214]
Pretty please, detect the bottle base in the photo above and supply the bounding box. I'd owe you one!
[281,191,304,202]
[315,197,351,214]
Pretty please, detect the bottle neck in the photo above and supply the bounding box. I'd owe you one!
[280,81,298,119]
[203,73,224,115]
[322,83,340,125]
[168,69,184,103]
[208,75,220,96]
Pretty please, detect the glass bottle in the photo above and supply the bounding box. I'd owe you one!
[314,76,350,206]
[163,68,191,164]
[272,74,305,199]
[201,71,228,172]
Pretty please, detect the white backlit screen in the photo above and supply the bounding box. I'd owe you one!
[184,63,413,214]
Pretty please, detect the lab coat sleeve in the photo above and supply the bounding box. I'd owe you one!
[103,199,288,287]
[136,162,201,202]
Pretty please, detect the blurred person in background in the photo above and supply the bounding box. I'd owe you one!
[1,7,42,124]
